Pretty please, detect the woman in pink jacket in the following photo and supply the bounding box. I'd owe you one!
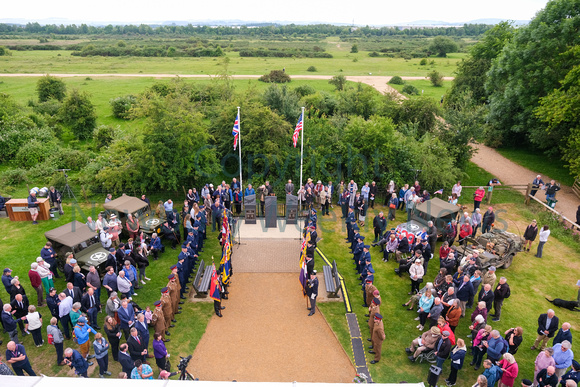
[474,187,486,211]
[498,353,519,387]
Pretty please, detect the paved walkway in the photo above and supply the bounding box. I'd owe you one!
[471,144,579,221]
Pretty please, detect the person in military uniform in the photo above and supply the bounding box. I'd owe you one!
[307,271,319,316]
[169,265,183,305]
[365,274,378,309]
[369,313,386,364]
[353,235,365,274]
[350,224,360,253]
[346,206,355,243]
[150,301,169,342]
[166,274,181,315]
[176,256,187,299]
[367,297,381,337]
[362,264,375,307]
[160,287,175,332]
[305,251,315,278]
[359,245,372,281]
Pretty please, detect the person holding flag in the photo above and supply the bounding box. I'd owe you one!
[306,270,319,316]
[209,263,225,318]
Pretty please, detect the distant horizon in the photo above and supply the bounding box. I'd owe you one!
[2,0,549,27]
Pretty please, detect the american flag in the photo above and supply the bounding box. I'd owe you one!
[292,112,303,148]
[232,113,240,150]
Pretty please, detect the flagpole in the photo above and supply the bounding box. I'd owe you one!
[237,106,243,214]
[299,106,304,236]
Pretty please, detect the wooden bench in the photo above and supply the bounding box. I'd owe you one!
[193,259,208,298]
[322,260,341,298]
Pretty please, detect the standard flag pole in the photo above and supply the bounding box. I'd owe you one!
[237,106,243,213]
[299,106,305,225]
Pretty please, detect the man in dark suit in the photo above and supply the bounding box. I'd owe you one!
[531,309,559,351]
[81,288,100,330]
[10,294,29,335]
[478,283,495,311]
[135,313,152,358]
[117,299,135,339]
[127,327,147,362]
[64,282,82,304]
[118,343,134,375]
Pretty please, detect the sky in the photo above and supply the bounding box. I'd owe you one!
[1,0,551,25]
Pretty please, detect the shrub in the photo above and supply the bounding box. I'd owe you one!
[47,147,91,170]
[368,51,380,57]
[294,84,316,97]
[59,89,97,140]
[93,125,116,149]
[329,75,347,91]
[307,66,317,72]
[0,46,11,56]
[36,75,66,102]
[428,70,444,87]
[402,84,419,95]
[420,58,428,66]
[15,139,58,168]
[389,76,405,85]
[0,168,28,186]
[351,44,359,53]
[258,70,291,83]
[32,100,62,116]
[110,95,137,119]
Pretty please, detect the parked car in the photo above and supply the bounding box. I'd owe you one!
[396,198,460,239]
[454,229,524,269]
[103,194,165,236]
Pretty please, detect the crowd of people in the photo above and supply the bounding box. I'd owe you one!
[331,176,577,387]
[1,185,235,379]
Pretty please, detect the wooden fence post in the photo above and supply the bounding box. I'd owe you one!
[525,183,533,205]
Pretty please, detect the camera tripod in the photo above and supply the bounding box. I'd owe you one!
[56,169,77,201]
[178,355,197,381]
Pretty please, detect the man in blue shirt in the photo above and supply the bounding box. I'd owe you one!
[27,191,39,224]
[2,304,19,344]
[553,341,574,379]
[244,184,255,197]
[5,341,36,376]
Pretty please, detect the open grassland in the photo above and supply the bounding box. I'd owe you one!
[317,190,580,385]
[0,48,465,76]
[389,79,452,102]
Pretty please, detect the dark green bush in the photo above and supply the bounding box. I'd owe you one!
[110,95,137,119]
[402,84,419,95]
[15,139,58,168]
[388,76,405,85]
[294,84,316,97]
[420,58,428,65]
[93,125,116,149]
[307,66,317,72]
[259,70,291,83]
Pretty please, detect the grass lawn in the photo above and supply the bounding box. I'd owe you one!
[0,49,465,77]
[495,147,576,186]
[0,200,219,378]
[316,196,580,385]
[389,79,452,102]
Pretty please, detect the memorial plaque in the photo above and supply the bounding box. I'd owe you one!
[286,194,298,225]
[265,196,277,228]
[244,194,256,224]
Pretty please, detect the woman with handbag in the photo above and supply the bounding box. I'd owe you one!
[153,333,171,372]
[47,317,65,365]
[388,193,398,221]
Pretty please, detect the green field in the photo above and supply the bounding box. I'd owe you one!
[0,49,465,76]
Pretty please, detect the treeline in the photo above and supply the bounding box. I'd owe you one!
[0,22,493,38]
[71,44,224,57]
[445,0,580,178]
[238,48,332,58]
[0,75,479,196]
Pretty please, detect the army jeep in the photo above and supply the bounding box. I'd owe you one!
[454,229,524,270]
[103,194,165,236]
[45,221,110,273]
[396,198,460,239]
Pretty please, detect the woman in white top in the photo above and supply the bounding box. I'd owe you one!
[25,305,44,347]
[535,225,550,258]
[35,258,54,296]
[409,259,425,294]
[95,213,109,233]
[452,181,463,197]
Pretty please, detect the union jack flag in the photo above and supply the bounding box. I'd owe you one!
[292,112,303,148]
[232,113,240,150]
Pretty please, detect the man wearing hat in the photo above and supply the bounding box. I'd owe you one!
[176,256,187,299]
[307,225,318,248]
[40,242,60,279]
[169,265,183,303]
[359,244,371,278]
[167,274,181,315]
[406,326,442,362]
[160,287,176,330]
[367,297,381,335]
[151,301,169,341]
[350,223,361,252]
[353,235,365,273]
[2,268,14,296]
[434,330,452,369]
[63,257,76,284]
[560,360,580,387]
[369,313,385,364]
[73,316,97,362]
[362,264,375,307]
[307,271,319,316]
[346,206,355,243]
[483,267,497,288]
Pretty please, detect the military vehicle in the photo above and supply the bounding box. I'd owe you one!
[396,198,460,239]
[103,194,165,236]
[454,229,524,269]
[44,221,109,273]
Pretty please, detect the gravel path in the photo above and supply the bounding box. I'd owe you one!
[471,144,579,221]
